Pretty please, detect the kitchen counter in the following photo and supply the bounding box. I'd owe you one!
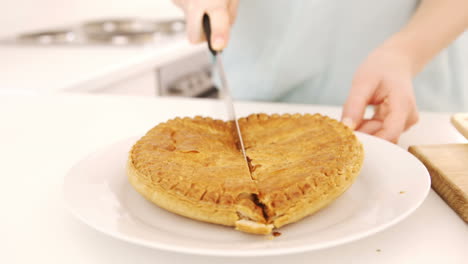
[0,40,204,95]
[1,94,467,264]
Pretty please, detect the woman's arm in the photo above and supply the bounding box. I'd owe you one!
[341,0,468,143]
[387,0,468,74]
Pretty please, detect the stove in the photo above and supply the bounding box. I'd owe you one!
[3,18,185,46]
[1,18,218,98]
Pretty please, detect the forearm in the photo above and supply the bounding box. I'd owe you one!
[384,0,468,75]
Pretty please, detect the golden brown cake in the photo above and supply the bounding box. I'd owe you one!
[127,113,364,235]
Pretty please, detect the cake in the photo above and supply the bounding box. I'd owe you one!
[127,113,364,234]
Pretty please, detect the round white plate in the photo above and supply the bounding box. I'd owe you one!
[64,133,430,256]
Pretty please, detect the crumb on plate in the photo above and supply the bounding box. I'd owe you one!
[273,231,281,237]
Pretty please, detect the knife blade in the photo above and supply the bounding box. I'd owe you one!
[202,14,248,162]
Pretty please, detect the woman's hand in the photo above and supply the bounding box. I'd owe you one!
[172,0,239,50]
[342,0,468,143]
[341,45,419,143]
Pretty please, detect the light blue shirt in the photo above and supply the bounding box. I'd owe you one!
[223,0,467,112]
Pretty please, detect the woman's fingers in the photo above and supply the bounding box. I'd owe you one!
[341,73,380,130]
[206,6,231,50]
[343,44,419,143]
[356,119,383,134]
[404,107,419,131]
[228,0,239,25]
[185,2,206,43]
[174,0,234,49]
[373,94,409,143]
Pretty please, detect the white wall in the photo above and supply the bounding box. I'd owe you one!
[0,0,183,37]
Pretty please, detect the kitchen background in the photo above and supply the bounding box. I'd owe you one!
[1,0,467,100]
[1,0,181,35]
[2,2,468,263]
[0,0,217,98]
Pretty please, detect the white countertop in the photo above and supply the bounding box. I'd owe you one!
[1,94,467,264]
[0,40,203,94]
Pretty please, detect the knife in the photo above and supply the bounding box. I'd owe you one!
[202,14,248,162]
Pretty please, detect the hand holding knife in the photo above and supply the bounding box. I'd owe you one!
[202,14,248,162]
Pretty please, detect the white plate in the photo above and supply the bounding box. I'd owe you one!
[64,133,430,257]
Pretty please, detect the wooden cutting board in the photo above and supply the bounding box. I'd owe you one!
[451,113,468,139]
[408,113,468,222]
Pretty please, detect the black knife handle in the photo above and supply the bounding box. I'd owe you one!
[202,13,217,56]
